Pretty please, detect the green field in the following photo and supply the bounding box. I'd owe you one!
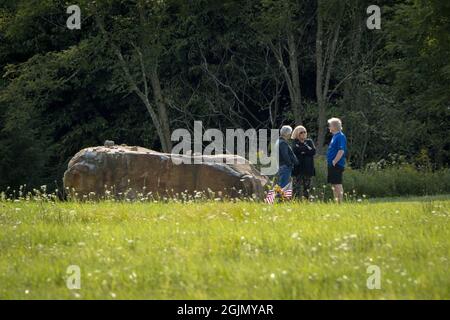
[0,196,449,299]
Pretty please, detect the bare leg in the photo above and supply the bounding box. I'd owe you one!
[332,184,344,203]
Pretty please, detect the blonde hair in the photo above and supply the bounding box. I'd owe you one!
[291,125,307,140]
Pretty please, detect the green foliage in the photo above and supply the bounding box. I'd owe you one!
[344,166,450,198]
[311,156,450,199]
[383,0,450,167]
[0,0,449,190]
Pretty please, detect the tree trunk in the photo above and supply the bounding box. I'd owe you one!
[315,0,344,154]
[95,14,172,153]
[287,28,302,125]
[315,3,326,154]
[150,65,172,152]
[136,1,172,152]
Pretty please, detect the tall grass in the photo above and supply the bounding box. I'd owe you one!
[312,157,450,199]
[0,197,449,299]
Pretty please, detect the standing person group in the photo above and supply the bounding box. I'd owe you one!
[276,117,347,203]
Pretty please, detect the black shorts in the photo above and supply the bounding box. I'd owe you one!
[327,165,344,184]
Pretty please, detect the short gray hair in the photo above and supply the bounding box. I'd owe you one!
[280,125,293,137]
[327,117,342,130]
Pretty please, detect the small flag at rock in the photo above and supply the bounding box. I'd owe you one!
[265,190,276,204]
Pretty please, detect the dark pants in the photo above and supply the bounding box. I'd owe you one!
[293,175,312,199]
[327,165,344,184]
[277,165,292,188]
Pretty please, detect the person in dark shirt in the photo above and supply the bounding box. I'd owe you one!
[276,125,299,188]
[291,126,316,200]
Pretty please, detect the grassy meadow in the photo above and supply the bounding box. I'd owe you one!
[0,195,449,299]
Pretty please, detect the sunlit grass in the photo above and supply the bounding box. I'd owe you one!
[0,196,449,299]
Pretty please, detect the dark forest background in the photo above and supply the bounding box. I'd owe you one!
[0,0,449,191]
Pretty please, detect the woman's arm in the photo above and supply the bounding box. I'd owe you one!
[305,139,316,156]
[292,141,303,158]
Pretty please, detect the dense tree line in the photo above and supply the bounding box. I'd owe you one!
[0,0,449,190]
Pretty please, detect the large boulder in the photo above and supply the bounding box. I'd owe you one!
[63,144,268,200]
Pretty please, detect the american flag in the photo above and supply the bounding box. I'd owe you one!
[282,182,293,200]
[265,182,292,204]
[264,190,276,204]
[283,187,293,199]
